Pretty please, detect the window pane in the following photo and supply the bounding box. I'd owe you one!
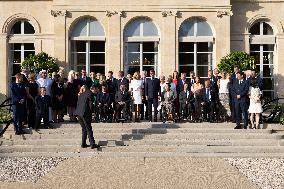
[24,21,35,34]
[24,51,35,59]
[89,20,105,36]
[90,66,105,74]
[24,43,35,50]
[90,41,105,52]
[128,43,140,52]
[74,41,86,52]
[196,21,213,36]
[90,53,105,65]
[197,42,213,52]
[13,64,21,76]
[143,21,158,36]
[179,65,194,75]
[11,21,21,34]
[179,42,194,52]
[263,52,273,65]
[179,53,194,65]
[179,21,194,37]
[250,52,260,65]
[263,44,274,52]
[250,44,260,51]
[263,91,274,99]
[74,53,86,65]
[124,19,140,37]
[197,53,212,66]
[263,22,273,35]
[197,66,209,78]
[12,51,21,63]
[263,78,274,91]
[256,65,260,74]
[263,65,273,77]
[127,53,140,65]
[127,66,140,75]
[143,53,156,65]
[71,19,88,37]
[250,22,260,35]
[11,43,21,51]
[143,42,158,52]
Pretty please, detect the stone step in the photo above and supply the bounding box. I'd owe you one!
[1,144,284,154]
[2,132,283,141]
[0,138,281,147]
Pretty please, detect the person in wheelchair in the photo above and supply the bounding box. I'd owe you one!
[161,83,177,122]
[115,84,131,121]
[96,85,112,122]
[201,80,219,122]
[179,83,195,121]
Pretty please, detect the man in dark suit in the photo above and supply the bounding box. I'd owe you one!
[201,79,219,122]
[10,73,27,135]
[106,71,117,96]
[251,69,264,91]
[145,69,161,122]
[179,83,195,120]
[229,65,241,122]
[114,84,131,120]
[116,71,129,91]
[177,73,190,93]
[74,86,100,149]
[208,70,219,93]
[79,69,92,89]
[141,70,148,120]
[97,85,112,122]
[231,71,249,129]
[35,87,52,130]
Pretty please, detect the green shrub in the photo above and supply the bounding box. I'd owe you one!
[217,51,256,74]
[0,107,13,124]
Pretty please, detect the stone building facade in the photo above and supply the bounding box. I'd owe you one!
[0,0,283,98]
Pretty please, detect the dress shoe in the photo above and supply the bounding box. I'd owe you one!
[91,144,100,149]
[81,144,88,148]
[234,125,241,129]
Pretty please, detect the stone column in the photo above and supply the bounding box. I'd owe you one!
[275,34,284,97]
[51,10,67,69]
[160,11,177,76]
[0,34,8,95]
[105,10,123,75]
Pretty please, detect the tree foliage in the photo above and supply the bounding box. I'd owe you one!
[217,51,255,74]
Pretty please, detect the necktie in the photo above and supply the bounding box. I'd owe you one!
[206,89,209,101]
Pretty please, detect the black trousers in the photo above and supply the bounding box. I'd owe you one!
[98,104,111,120]
[141,98,148,119]
[148,97,158,121]
[234,99,248,127]
[35,112,49,130]
[27,99,36,129]
[202,101,217,122]
[180,102,193,118]
[115,103,128,119]
[77,116,95,146]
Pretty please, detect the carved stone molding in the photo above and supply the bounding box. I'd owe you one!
[162,11,181,17]
[51,10,67,17]
[106,10,118,17]
[217,10,233,18]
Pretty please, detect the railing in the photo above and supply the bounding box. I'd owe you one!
[262,97,284,123]
[0,97,14,137]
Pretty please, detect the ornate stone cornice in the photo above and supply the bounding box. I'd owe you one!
[51,10,67,17]
[105,10,118,17]
[161,11,181,17]
[217,10,233,18]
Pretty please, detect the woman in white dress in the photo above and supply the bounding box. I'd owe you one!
[130,72,143,122]
[248,78,263,129]
[218,72,231,121]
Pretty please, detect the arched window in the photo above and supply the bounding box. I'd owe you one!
[70,18,105,74]
[9,20,35,81]
[178,19,214,80]
[249,21,275,98]
[124,18,159,76]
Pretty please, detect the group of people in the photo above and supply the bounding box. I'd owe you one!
[10,65,264,136]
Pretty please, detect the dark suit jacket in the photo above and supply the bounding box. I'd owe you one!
[208,76,219,92]
[106,78,117,94]
[35,95,51,115]
[10,82,26,105]
[79,76,92,89]
[231,80,249,103]
[201,87,218,103]
[177,79,190,93]
[179,90,195,104]
[115,91,131,103]
[116,77,129,91]
[97,92,111,106]
[145,78,160,98]
[74,90,93,118]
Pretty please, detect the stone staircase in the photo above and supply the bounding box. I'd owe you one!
[1,122,284,158]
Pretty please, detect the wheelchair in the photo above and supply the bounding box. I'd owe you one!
[96,103,113,123]
[161,101,177,123]
[114,102,131,123]
[200,101,219,123]
[179,102,195,122]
